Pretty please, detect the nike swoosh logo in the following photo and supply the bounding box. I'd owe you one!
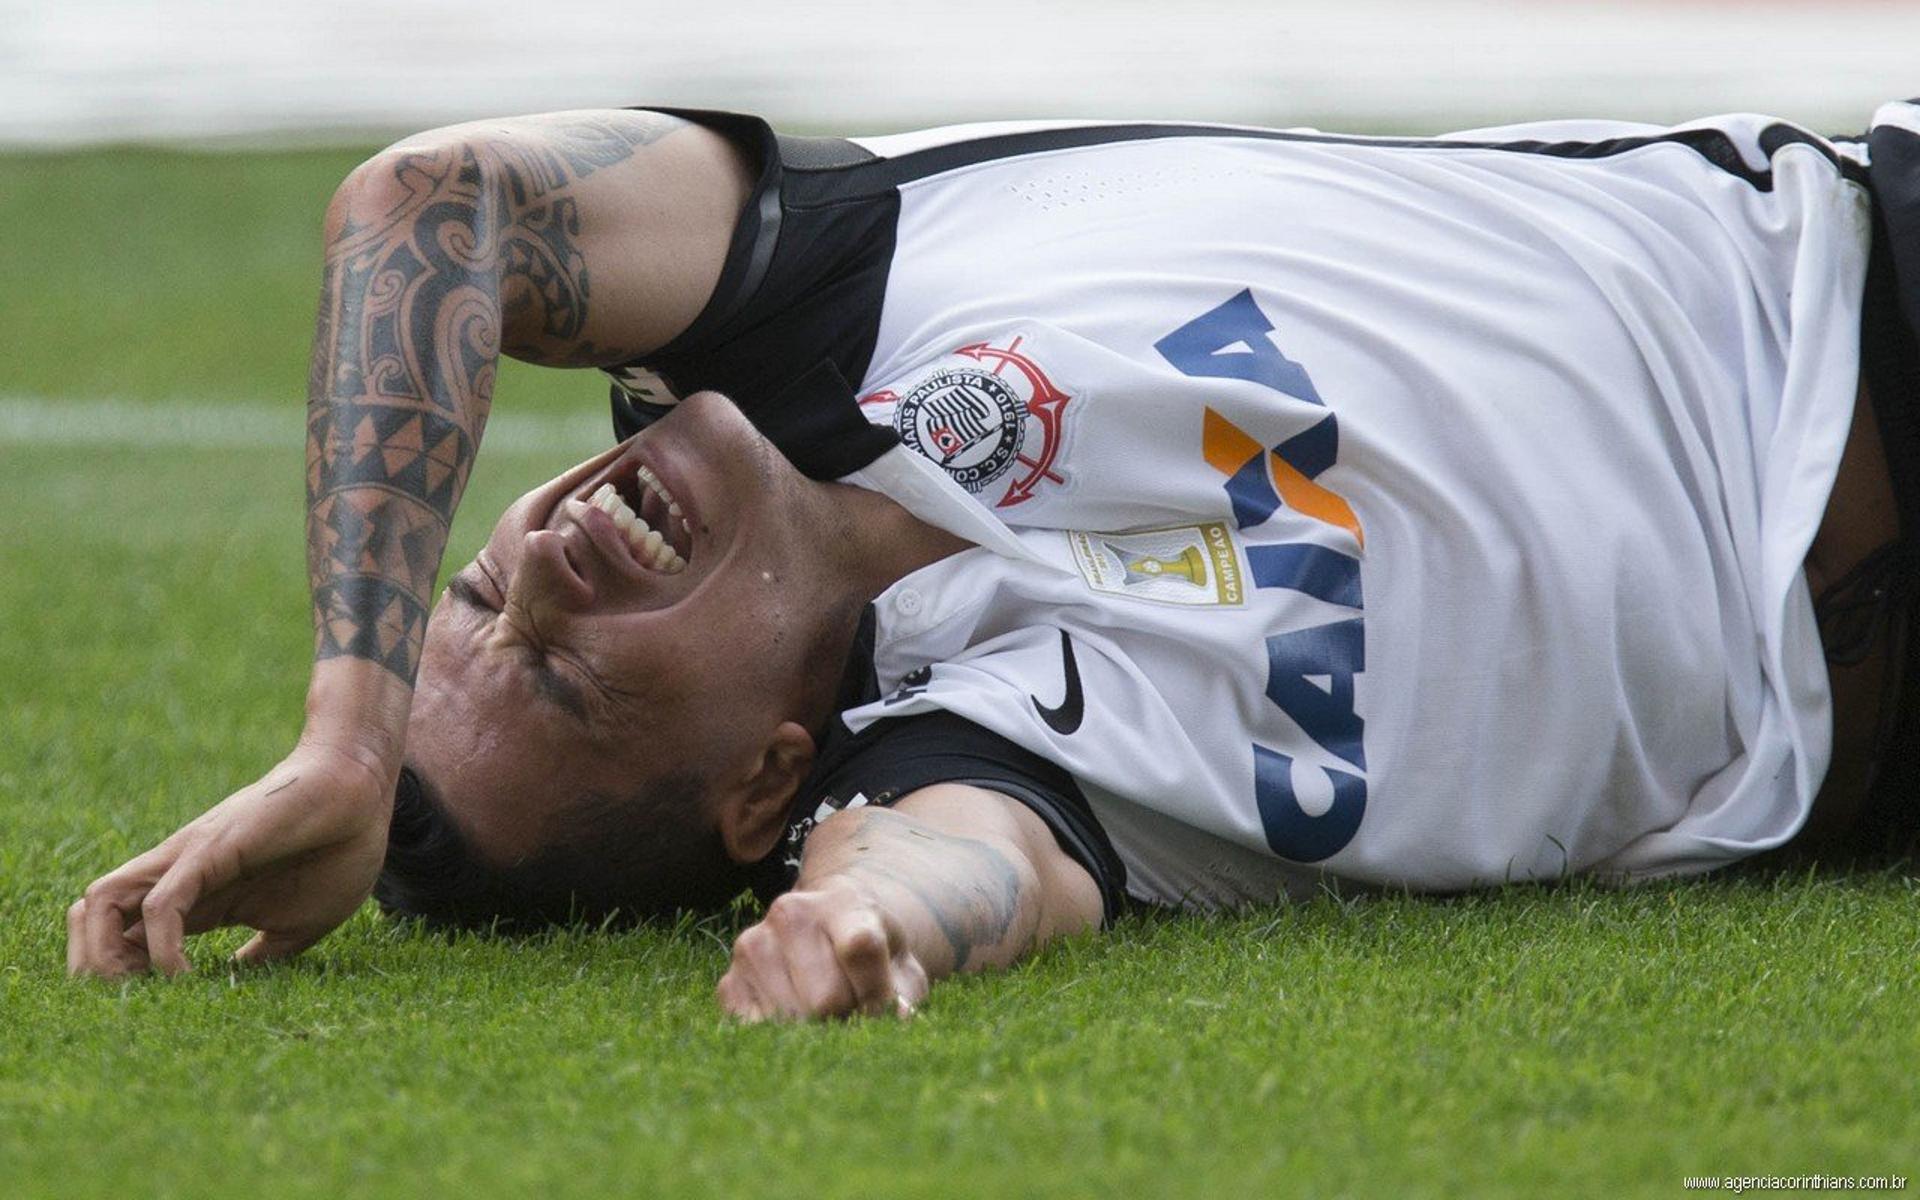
[1031,629,1084,736]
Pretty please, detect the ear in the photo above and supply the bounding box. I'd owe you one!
[713,721,816,864]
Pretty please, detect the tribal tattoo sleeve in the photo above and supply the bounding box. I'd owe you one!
[304,114,675,683]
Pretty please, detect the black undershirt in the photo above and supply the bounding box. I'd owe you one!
[773,607,1130,926]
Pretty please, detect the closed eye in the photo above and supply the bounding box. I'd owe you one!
[446,571,592,724]
[446,574,496,614]
[527,652,593,723]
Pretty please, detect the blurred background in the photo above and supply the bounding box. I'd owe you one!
[5,0,1914,506]
[3,0,1916,479]
[3,0,1915,450]
[5,0,1917,146]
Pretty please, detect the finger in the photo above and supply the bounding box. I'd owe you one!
[92,835,186,890]
[715,971,743,1018]
[140,852,216,977]
[139,906,188,977]
[826,908,897,1018]
[892,951,932,1019]
[780,917,857,1020]
[128,909,224,950]
[70,835,189,977]
[234,929,320,965]
[78,883,145,978]
[716,969,769,1023]
[764,895,857,1019]
[758,896,836,1019]
[73,910,147,978]
[65,900,88,976]
[730,924,803,1020]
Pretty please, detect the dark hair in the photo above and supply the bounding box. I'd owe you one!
[373,764,772,932]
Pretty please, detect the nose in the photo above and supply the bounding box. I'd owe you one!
[508,529,597,616]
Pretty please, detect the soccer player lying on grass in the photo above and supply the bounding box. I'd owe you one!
[67,103,1920,1021]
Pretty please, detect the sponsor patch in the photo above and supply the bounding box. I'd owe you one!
[864,335,1074,508]
[1067,522,1244,607]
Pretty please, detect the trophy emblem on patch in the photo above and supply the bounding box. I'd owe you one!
[1103,543,1207,588]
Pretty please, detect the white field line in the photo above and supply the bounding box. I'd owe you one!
[0,395,613,455]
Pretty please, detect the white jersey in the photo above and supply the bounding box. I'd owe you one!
[612,104,1905,908]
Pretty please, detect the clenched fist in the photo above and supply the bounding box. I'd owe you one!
[717,884,929,1022]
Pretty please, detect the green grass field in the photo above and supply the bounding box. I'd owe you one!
[2,146,1917,1199]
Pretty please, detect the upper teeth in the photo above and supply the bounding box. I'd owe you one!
[636,465,692,541]
[586,482,687,573]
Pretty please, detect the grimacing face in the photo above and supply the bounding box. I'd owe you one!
[403,391,867,870]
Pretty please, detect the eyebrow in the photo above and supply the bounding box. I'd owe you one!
[444,573,593,724]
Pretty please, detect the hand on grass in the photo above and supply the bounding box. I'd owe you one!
[66,745,393,979]
[716,885,931,1022]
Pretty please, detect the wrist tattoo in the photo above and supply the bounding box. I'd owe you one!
[305,114,675,682]
[834,814,1028,973]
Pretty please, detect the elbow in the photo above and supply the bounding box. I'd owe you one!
[322,151,402,243]
[321,136,498,247]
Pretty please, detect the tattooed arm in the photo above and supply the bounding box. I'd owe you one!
[67,110,750,978]
[307,108,740,691]
[716,785,1106,1021]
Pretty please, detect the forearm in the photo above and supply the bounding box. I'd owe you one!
[301,145,497,762]
[301,111,691,759]
[793,805,1050,979]
[304,130,542,692]
[719,786,1102,1020]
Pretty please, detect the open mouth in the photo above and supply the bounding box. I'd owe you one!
[580,460,696,574]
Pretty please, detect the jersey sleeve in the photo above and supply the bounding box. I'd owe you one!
[605,106,904,480]
[794,710,1130,926]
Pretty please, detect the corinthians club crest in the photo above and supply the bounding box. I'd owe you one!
[864,335,1073,508]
